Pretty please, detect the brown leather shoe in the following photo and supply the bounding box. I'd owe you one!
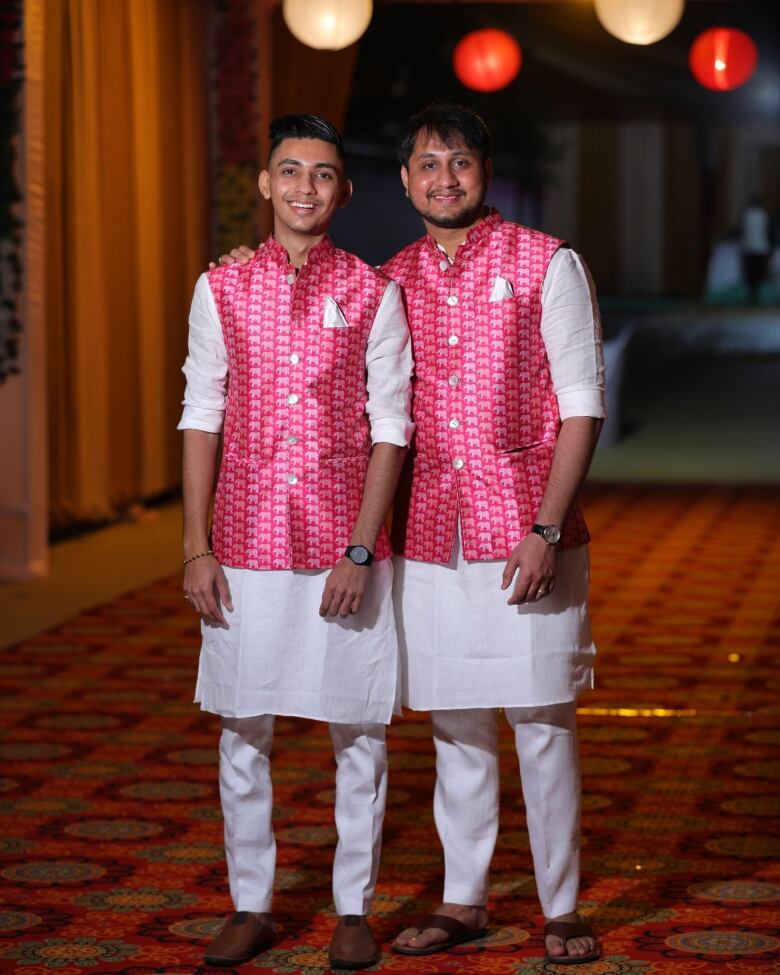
[328,914,379,970]
[204,911,275,966]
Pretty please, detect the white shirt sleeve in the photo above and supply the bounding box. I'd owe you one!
[540,248,607,420]
[177,273,228,433]
[365,279,415,447]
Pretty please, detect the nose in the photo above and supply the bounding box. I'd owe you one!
[439,167,460,186]
[292,171,318,194]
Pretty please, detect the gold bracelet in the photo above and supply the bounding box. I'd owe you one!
[183,549,214,565]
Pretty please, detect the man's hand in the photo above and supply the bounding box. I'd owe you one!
[501,534,557,606]
[184,556,233,626]
[208,245,255,269]
[319,557,369,618]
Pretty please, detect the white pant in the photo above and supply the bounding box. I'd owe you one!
[219,715,387,915]
[432,703,580,918]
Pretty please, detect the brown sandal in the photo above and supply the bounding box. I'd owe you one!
[392,914,488,956]
[544,919,599,965]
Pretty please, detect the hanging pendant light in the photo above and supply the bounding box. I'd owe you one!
[594,0,684,46]
[453,29,522,93]
[282,0,372,51]
[689,27,758,91]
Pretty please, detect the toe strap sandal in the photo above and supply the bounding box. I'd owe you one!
[544,919,600,965]
[392,914,488,956]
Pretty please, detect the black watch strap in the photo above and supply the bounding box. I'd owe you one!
[345,545,374,566]
[531,523,562,545]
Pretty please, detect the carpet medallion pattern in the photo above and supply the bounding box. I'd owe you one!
[0,487,778,973]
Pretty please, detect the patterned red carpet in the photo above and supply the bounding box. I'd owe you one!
[1,486,779,974]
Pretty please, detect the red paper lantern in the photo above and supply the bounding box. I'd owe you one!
[689,27,758,91]
[453,29,522,93]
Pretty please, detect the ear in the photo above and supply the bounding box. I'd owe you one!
[338,178,353,210]
[400,166,409,198]
[258,170,271,200]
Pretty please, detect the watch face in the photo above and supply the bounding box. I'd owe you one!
[543,525,562,545]
[348,545,370,565]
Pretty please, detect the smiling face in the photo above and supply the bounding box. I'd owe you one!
[401,132,491,233]
[259,137,352,248]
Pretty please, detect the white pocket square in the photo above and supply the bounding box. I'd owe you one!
[489,276,514,302]
[323,296,349,328]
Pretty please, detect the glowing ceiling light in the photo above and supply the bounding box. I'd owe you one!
[283,0,372,51]
[594,0,684,46]
[453,28,523,92]
[690,27,759,91]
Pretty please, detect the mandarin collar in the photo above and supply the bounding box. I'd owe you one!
[257,234,335,268]
[425,208,503,263]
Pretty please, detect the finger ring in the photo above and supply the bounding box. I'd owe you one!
[184,594,191,601]
[536,588,545,595]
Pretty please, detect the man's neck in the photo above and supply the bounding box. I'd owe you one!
[425,224,468,260]
[274,225,327,268]
[423,207,488,260]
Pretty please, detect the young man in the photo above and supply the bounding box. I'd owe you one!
[179,114,413,969]
[383,103,604,966]
[219,103,605,965]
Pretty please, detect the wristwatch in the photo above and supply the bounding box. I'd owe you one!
[345,545,374,566]
[531,523,562,545]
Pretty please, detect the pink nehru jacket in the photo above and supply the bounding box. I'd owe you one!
[382,211,590,563]
[209,235,392,570]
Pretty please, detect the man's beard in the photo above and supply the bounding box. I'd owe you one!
[413,197,487,230]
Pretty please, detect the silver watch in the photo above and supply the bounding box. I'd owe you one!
[531,523,561,545]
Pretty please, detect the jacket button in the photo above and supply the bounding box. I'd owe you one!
[453,457,465,470]
[287,473,298,484]
[287,435,298,445]
[449,374,459,386]
[287,393,299,405]
[448,335,459,346]
[286,273,295,285]
[290,353,300,364]
[449,418,460,429]
[447,295,458,306]
[439,260,449,272]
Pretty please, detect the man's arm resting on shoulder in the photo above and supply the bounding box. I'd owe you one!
[182,428,233,625]
[502,416,603,605]
[319,443,407,618]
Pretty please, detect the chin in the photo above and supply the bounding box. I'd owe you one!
[427,213,474,230]
[419,201,485,231]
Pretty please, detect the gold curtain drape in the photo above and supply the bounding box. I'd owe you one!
[44,0,209,530]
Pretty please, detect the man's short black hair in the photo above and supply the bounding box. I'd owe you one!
[268,114,345,163]
[397,102,493,168]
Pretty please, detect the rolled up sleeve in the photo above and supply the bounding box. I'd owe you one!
[541,248,607,421]
[177,273,228,433]
[365,280,415,447]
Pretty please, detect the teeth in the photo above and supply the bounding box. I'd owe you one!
[290,202,315,209]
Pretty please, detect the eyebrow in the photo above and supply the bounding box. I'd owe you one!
[276,158,339,171]
[416,149,476,159]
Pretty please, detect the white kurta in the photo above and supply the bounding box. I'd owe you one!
[396,247,606,711]
[197,560,399,724]
[178,273,413,725]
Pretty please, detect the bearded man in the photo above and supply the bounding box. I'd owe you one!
[384,103,604,966]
